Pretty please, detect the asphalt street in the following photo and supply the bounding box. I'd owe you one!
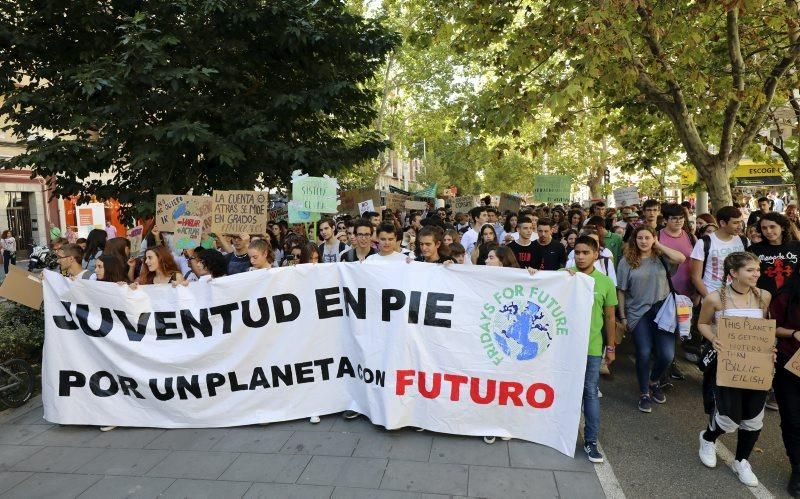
[600,338,792,498]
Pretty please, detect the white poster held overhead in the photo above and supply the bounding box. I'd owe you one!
[42,265,593,457]
[358,199,375,215]
[613,186,641,207]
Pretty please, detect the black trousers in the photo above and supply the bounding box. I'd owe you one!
[774,355,800,467]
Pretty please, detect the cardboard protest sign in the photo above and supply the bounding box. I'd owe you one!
[0,266,43,310]
[155,195,213,233]
[613,186,641,207]
[716,316,776,390]
[451,196,480,213]
[211,190,269,235]
[127,226,143,256]
[174,216,203,250]
[405,200,428,210]
[533,175,572,204]
[358,199,375,216]
[384,192,409,212]
[498,193,522,213]
[785,348,800,378]
[288,201,321,224]
[291,172,338,213]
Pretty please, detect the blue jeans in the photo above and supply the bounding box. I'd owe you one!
[632,316,675,395]
[584,355,602,443]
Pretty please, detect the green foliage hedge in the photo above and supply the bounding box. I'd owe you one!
[0,304,44,360]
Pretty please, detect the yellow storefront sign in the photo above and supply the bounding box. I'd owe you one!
[679,160,785,186]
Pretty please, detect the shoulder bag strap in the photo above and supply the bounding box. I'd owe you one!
[658,256,676,295]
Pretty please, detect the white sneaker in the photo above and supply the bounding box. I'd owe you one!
[598,389,603,398]
[733,459,759,487]
[483,436,496,444]
[99,426,117,432]
[309,416,321,424]
[698,431,717,468]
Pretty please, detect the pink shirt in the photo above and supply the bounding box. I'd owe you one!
[658,229,694,296]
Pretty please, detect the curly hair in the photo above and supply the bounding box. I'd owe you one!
[623,225,662,269]
[757,212,799,244]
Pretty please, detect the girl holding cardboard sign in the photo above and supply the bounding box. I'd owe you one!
[696,251,772,488]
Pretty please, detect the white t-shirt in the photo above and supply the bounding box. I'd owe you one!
[566,247,617,284]
[321,240,348,263]
[460,227,479,255]
[690,232,746,293]
[365,252,408,263]
[2,236,16,252]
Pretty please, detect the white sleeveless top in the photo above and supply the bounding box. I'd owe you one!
[713,287,765,323]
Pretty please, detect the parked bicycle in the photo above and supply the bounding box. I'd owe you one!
[0,358,35,408]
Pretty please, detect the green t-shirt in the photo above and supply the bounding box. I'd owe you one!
[568,267,618,356]
[604,232,623,265]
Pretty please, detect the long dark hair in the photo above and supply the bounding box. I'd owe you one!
[83,229,107,263]
[757,212,799,244]
[97,254,130,283]
[493,246,520,268]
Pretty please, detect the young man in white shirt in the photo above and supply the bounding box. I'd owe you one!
[690,206,747,298]
[318,218,348,263]
[366,224,407,262]
[57,244,89,279]
[460,206,489,257]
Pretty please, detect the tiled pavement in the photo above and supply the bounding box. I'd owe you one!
[0,397,605,498]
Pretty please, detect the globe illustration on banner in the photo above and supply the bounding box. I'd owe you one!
[491,300,553,361]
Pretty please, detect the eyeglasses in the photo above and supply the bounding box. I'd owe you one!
[356,233,372,238]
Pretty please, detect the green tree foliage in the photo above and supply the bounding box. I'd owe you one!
[0,0,398,218]
[419,0,800,209]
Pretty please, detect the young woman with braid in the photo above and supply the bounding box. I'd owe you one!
[696,252,772,488]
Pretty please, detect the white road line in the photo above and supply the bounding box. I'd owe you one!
[715,440,775,499]
[595,440,626,499]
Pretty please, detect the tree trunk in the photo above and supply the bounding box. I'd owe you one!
[587,176,602,199]
[697,159,733,211]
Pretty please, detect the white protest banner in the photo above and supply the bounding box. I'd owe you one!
[155,195,213,233]
[76,203,105,239]
[211,190,269,235]
[291,171,339,213]
[613,186,641,207]
[358,199,375,215]
[43,266,593,457]
[174,216,203,250]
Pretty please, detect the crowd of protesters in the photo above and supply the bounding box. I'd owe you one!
[37,192,800,496]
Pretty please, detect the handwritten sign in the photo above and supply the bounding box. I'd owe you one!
[127,226,143,256]
[452,196,480,213]
[716,316,776,390]
[358,199,375,216]
[785,348,800,378]
[155,195,213,233]
[498,193,522,213]
[533,175,572,204]
[174,216,203,250]
[613,186,641,207]
[384,192,408,212]
[291,175,338,213]
[211,190,269,235]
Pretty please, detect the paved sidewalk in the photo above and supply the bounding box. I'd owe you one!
[0,397,605,498]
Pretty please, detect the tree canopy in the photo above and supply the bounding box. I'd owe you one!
[0,0,398,218]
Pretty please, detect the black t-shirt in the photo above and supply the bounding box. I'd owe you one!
[507,240,535,269]
[415,255,453,264]
[531,239,567,271]
[747,210,767,228]
[225,252,251,275]
[749,241,800,295]
[341,247,376,262]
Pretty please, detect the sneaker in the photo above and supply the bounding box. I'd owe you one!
[342,411,361,419]
[99,426,117,432]
[483,436,496,444]
[766,390,778,411]
[309,416,321,424]
[599,359,611,376]
[698,430,717,468]
[584,442,604,463]
[638,395,652,413]
[500,436,511,441]
[650,383,666,404]
[733,459,759,487]
[670,362,686,380]
[598,389,603,398]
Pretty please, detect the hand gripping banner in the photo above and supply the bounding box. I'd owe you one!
[42,263,593,456]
